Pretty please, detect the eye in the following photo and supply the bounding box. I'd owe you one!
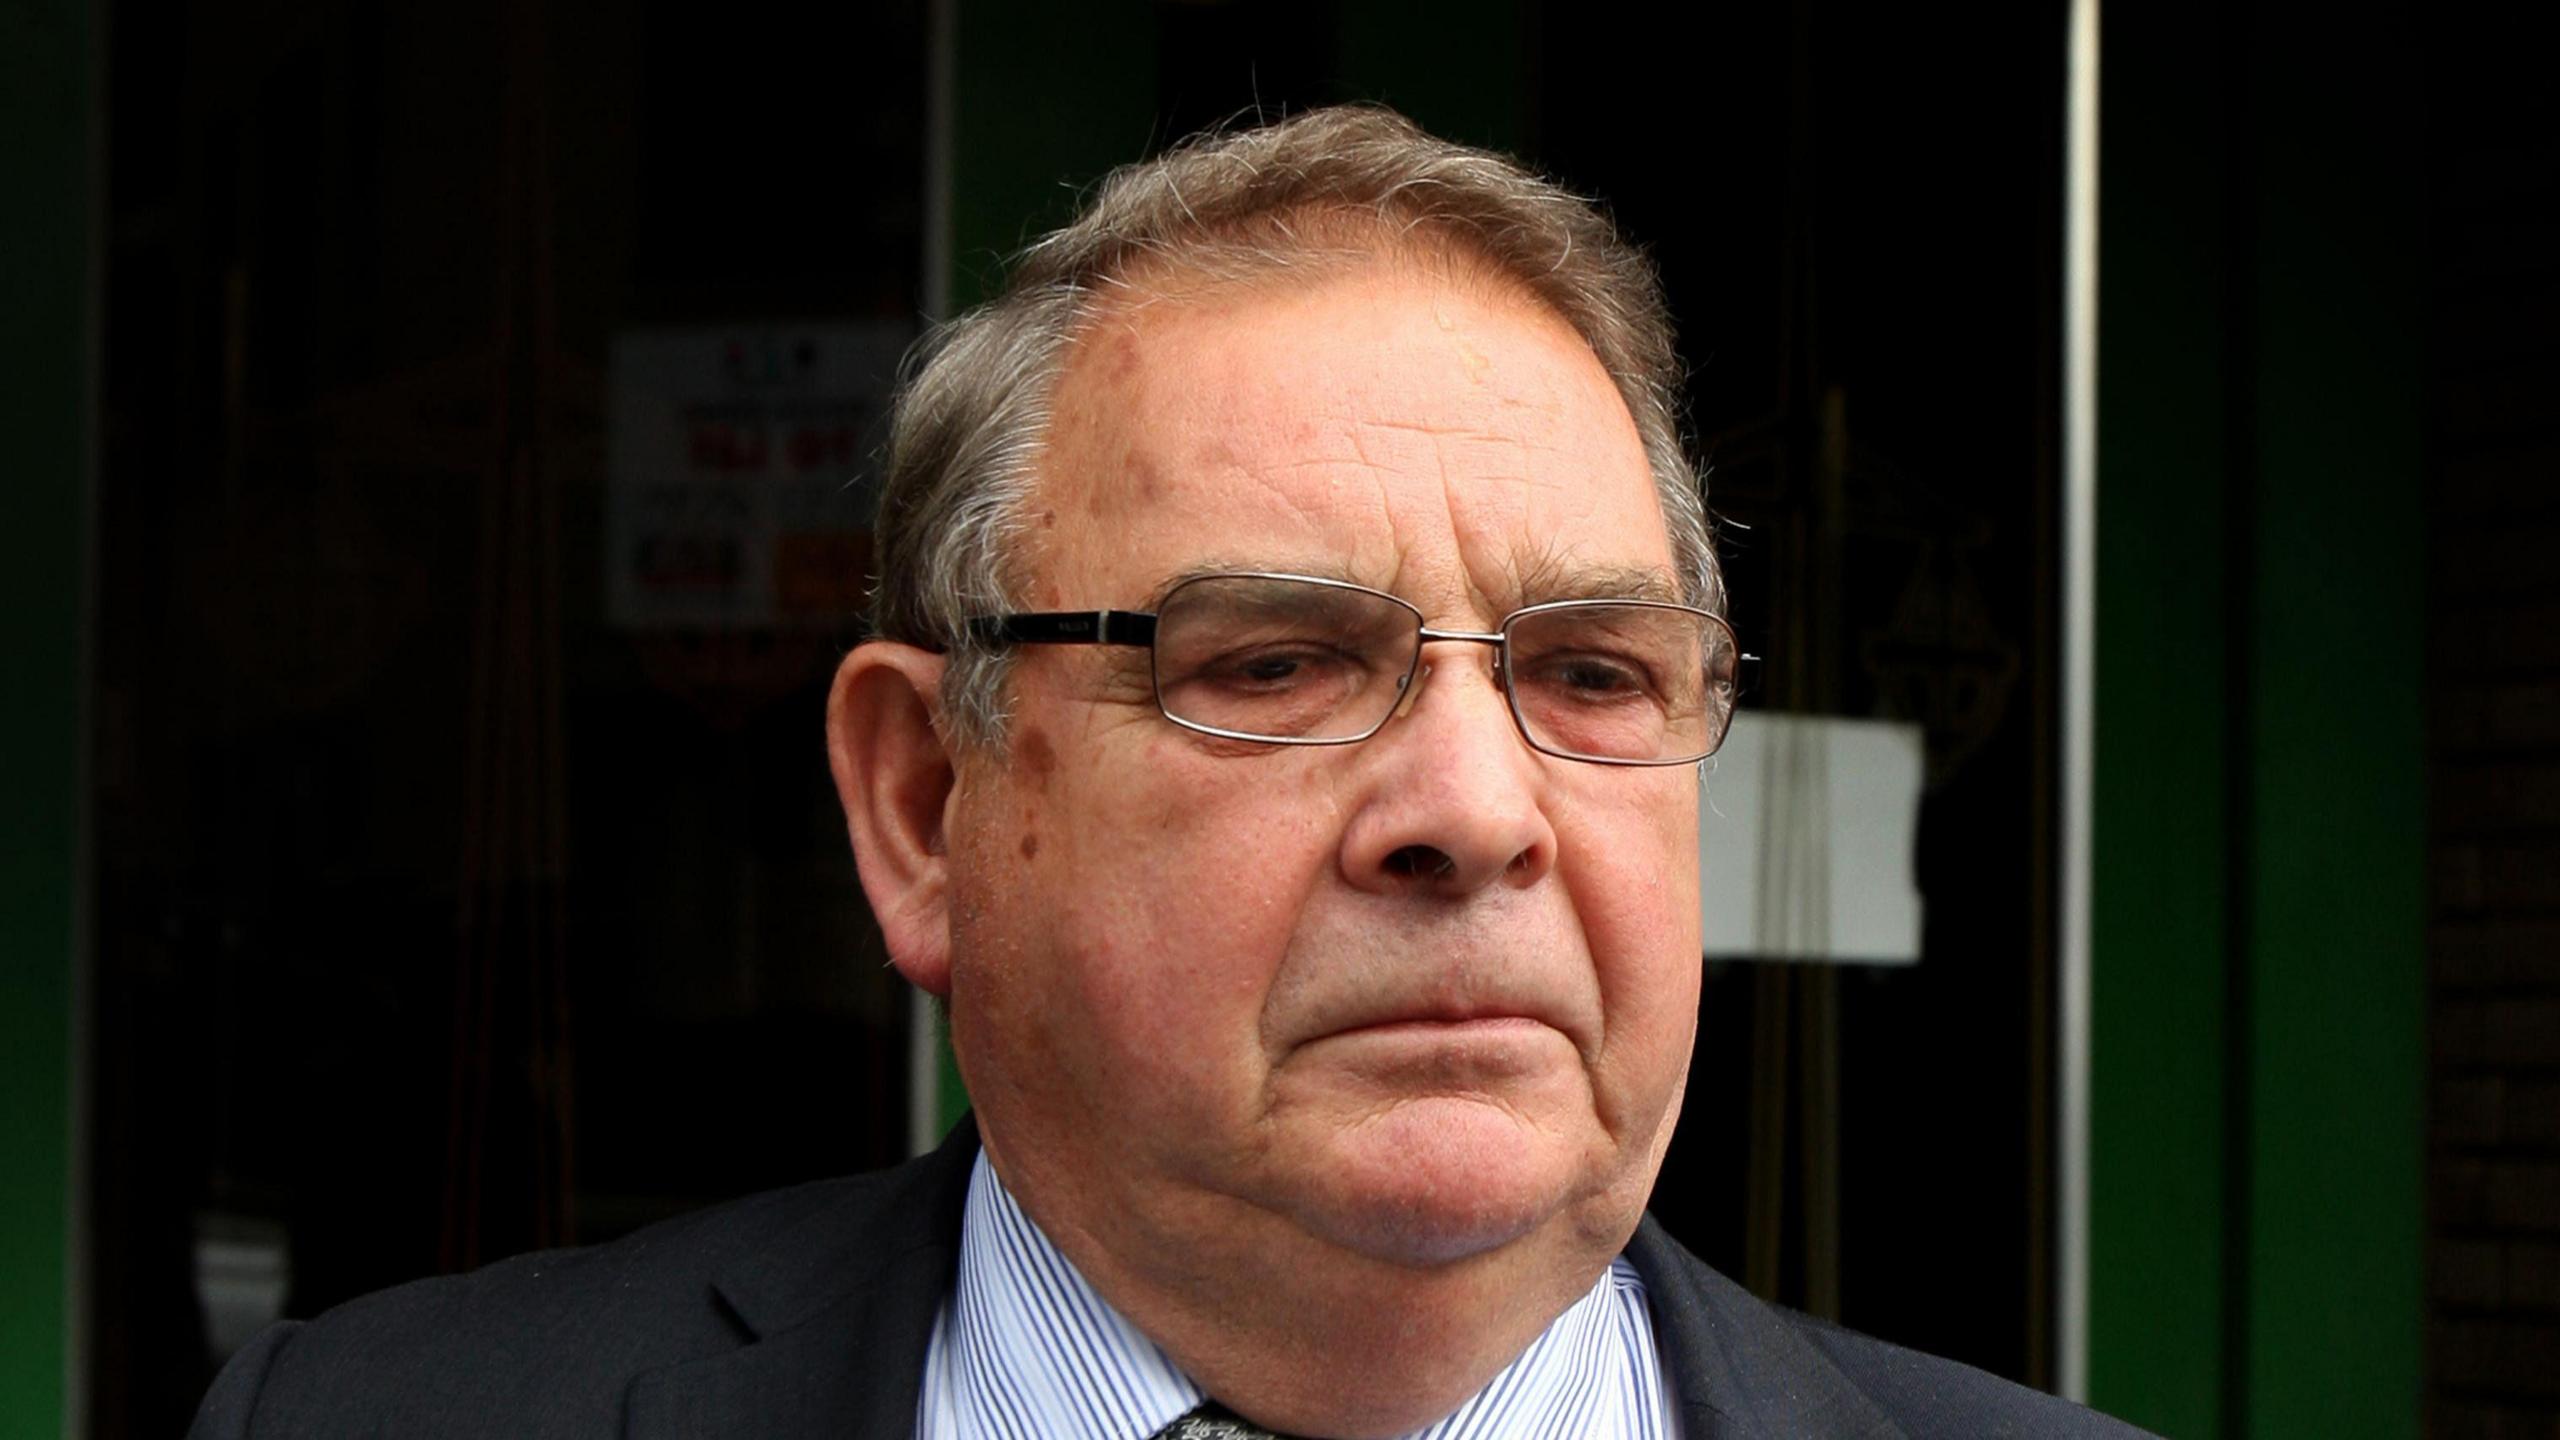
[1554,656,1644,694]
[1204,644,1349,690]
[1528,651,1657,703]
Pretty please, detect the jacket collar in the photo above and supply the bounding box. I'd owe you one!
[1623,1216,1906,1439]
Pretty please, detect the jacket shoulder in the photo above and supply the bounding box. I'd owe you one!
[189,1155,955,1438]
[1625,1218,2155,1439]
[1787,1313,2155,1439]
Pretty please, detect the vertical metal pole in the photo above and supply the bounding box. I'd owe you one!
[2059,0,2101,1404]
[909,0,958,1159]
[907,991,941,1157]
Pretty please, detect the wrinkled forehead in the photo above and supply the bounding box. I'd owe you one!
[1023,259,1674,621]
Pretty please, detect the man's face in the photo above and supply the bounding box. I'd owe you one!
[943,258,1702,1274]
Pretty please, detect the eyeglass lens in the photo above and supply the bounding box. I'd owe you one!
[1153,576,1417,743]
[1148,575,1736,761]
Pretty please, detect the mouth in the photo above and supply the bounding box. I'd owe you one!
[1336,1012,1548,1040]
[1304,1006,1567,1061]
[1267,940,1593,1063]
[1292,1010,1569,1091]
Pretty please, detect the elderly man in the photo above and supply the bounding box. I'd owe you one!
[193,107,2145,1438]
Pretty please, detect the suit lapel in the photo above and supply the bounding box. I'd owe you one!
[1625,1217,1907,1440]
[622,1119,980,1439]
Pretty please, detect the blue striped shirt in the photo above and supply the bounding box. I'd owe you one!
[915,1153,1681,1439]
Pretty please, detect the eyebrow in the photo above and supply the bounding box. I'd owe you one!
[1144,556,1685,611]
[1512,561,1686,608]
[1145,557,1370,607]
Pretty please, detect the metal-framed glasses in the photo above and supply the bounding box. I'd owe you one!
[966,572,1741,766]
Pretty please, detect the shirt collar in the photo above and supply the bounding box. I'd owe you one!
[921,1151,1674,1440]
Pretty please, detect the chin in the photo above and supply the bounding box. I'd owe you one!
[1289,1094,1591,1268]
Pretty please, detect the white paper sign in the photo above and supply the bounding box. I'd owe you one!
[1701,711,1926,965]
[606,326,909,630]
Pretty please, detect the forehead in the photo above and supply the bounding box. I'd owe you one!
[1027,261,1673,618]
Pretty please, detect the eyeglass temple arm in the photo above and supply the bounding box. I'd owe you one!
[965,610,1160,648]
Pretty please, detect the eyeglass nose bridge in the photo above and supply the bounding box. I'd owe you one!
[1389,625,1514,723]
[1414,625,1508,647]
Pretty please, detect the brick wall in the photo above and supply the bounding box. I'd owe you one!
[2426,24,2560,1435]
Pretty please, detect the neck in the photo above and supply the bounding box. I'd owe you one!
[987,1146,1649,1438]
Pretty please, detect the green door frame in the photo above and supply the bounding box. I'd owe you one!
[2,0,99,1433]
[2086,2,2424,1435]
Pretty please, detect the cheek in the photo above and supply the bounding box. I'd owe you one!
[1562,780,1703,1078]
[1565,775,1700,948]
[980,744,1345,1102]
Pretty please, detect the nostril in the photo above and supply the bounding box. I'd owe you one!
[1382,844,1457,881]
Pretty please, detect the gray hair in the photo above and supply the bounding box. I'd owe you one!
[870,104,1720,749]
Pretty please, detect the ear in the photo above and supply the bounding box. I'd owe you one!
[827,641,957,996]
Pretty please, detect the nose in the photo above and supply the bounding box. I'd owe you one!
[1338,645,1558,897]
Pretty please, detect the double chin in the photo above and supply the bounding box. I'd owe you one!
[1259,1082,1620,1268]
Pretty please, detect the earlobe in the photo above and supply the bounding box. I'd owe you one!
[826,642,957,996]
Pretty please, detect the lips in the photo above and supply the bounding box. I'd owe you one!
[1341,1007,1543,1033]
[1266,908,1599,1059]
[1290,991,1576,1054]
[1328,1014,1555,1054]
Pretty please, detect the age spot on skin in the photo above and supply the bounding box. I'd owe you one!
[1017,726,1058,792]
[1103,330,1142,382]
[1020,831,1040,860]
[1116,449,1164,508]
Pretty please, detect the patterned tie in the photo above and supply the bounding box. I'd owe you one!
[1148,1400,1302,1440]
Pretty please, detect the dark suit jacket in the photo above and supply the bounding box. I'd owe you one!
[190,1117,2151,1438]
